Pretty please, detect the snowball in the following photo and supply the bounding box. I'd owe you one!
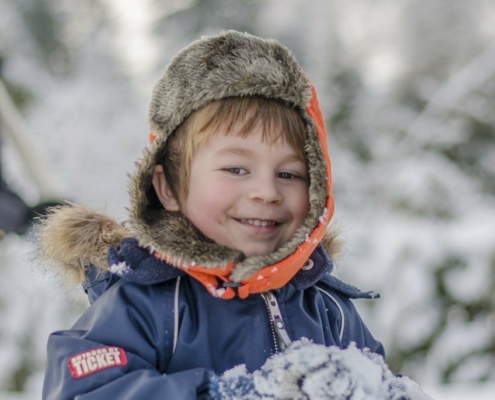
[218,339,433,400]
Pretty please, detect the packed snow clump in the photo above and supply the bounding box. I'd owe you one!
[213,339,433,399]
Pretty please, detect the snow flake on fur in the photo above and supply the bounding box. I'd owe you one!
[109,262,130,275]
[106,238,184,285]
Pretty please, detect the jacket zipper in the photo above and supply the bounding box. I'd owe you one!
[261,291,292,353]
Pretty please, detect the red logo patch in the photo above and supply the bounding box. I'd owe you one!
[68,347,127,379]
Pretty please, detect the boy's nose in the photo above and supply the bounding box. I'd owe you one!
[248,177,282,204]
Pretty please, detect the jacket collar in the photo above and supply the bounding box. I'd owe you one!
[97,238,377,300]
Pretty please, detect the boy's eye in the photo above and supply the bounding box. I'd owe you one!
[277,172,300,180]
[225,167,248,175]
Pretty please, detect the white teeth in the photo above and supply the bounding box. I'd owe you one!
[240,218,277,227]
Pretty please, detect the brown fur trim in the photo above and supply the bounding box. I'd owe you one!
[34,203,130,285]
[148,31,311,142]
[125,207,245,268]
[321,225,344,261]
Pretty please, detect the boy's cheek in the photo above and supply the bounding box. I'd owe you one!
[187,178,234,210]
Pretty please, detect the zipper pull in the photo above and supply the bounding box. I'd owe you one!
[265,292,292,350]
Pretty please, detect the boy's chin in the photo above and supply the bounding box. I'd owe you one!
[237,244,280,258]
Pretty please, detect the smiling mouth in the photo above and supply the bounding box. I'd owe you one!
[237,218,279,227]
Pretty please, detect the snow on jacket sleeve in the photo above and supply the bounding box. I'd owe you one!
[42,279,211,400]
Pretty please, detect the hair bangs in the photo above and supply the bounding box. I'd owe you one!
[196,97,306,161]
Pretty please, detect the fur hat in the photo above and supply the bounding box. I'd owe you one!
[125,30,334,284]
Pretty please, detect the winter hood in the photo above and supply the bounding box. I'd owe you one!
[36,31,335,299]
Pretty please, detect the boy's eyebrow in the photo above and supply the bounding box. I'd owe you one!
[215,147,253,157]
[215,147,304,162]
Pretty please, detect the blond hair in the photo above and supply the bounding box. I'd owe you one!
[159,96,307,205]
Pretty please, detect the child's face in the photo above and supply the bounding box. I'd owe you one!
[160,124,310,257]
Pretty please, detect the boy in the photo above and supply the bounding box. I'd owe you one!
[39,31,383,399]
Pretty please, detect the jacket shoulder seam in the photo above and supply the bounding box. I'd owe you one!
[316,286,345,342]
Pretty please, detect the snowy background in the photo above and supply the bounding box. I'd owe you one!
[1,0,495,398]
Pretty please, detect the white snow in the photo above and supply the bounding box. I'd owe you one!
[108,261,130,275]
[207,284,226,298]
[219,340,432,399]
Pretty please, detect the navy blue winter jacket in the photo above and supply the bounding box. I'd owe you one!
[42,239,383,400]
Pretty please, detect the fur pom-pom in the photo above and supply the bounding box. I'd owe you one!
[34,203,130,285]
[321,224,344,262]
